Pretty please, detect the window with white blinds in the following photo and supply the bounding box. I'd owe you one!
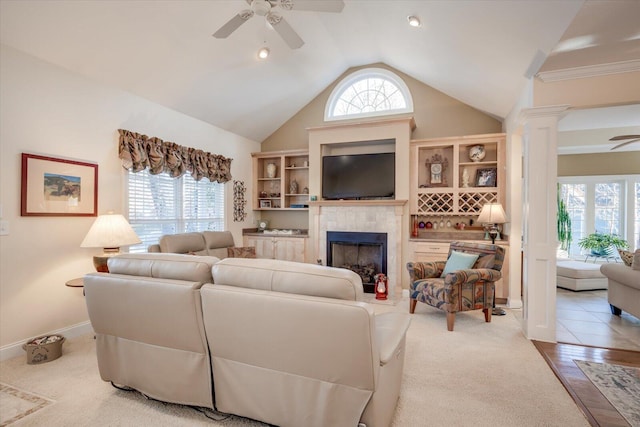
[559,175,640,255]
[127,169,225,253]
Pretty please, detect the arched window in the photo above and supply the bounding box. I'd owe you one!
[325,68,413,121]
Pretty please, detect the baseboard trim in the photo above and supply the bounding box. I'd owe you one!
[0,321,94,362]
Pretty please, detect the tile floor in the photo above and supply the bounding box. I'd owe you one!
[556,288,640,351]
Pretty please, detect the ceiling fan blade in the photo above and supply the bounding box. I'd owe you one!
[611,138,640,150]
[213,10,254,38]
[609,134,640,141]
[268,14,304,49]
[283,0,345,13]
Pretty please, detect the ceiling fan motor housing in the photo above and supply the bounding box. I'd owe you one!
[252,0,272,16]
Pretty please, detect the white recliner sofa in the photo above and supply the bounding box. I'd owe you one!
[147,230,235,258]
[84,254,410,427]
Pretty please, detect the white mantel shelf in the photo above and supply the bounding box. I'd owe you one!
[309,199,408,207]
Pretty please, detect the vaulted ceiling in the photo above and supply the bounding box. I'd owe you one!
[1,0,638,144]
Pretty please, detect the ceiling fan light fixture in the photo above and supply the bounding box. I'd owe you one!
[252,0,272,17]
[257,47,270,59]
[407,15,421,27]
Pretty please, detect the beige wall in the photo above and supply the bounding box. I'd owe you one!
[261,62,502,151]
[0,45,260,354]
[558,152,640,176]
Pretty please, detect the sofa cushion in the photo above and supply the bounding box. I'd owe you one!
[159,232,207,255]
[474,254,495,269]
[212,258,364,301]
[107,253,218,283]
[618,249,634,267]
[203,231,235,258]
[440,251,479,277]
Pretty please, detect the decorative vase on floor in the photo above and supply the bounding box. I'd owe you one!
[266,163,277,178]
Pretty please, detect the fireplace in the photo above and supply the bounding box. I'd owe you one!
[327,231,387,293]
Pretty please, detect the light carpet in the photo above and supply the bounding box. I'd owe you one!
[0,298,590,426]
[575,360,640,426]
[0,383,53,426]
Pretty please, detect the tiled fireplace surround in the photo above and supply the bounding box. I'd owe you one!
[311,201,406,300]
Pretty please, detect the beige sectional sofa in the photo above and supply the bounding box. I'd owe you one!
[600,261,640,320]
[84,254,410,427]
[147,230,235,258]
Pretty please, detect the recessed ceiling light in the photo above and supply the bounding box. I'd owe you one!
[257,47,270,59]
[407,15,421,27]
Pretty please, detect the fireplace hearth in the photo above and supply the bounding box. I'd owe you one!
[327,231,387,293]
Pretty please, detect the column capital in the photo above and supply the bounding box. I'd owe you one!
[517,105,571,125]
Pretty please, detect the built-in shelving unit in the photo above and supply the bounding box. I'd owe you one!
[252,149,309,211]
[410,133,506,216]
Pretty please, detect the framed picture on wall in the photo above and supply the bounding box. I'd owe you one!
[475,168,497,187]
[21,153,98,216]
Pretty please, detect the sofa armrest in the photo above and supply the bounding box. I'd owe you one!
[374,312,411,366]
[601,263,640,291]
[443,268,502,286]
[407,261,445,280]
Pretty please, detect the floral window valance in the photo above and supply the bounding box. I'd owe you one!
[118,129,232,183]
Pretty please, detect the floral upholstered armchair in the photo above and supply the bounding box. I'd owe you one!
[406,242,505,331]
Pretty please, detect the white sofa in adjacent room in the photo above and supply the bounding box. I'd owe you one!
[601,261,640,320]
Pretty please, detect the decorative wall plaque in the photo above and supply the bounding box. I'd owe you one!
[425,154,448,187]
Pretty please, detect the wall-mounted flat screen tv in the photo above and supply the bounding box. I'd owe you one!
[322,152,395,200]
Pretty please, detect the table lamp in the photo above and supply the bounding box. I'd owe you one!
[477,202,507,316]
[477,203,507,244]
[81,211,141,272]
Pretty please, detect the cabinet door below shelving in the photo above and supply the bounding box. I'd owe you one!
[244,236,275,259]
[274,238,306,263]
[243,236,306,262]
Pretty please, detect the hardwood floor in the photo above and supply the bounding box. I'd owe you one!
[533,341,640,427]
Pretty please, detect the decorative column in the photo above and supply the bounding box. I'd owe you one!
[518,105,569,342]
[505,132,523,310]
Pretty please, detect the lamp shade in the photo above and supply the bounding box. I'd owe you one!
[81,212,141,249]
[477,203,507,224]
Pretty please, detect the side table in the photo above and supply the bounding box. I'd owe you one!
[66,277,86,296]
[65,278,84,288]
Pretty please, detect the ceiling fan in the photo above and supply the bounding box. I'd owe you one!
[609,134,640,150]
[213,0,345,49]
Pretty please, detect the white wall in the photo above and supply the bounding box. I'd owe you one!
[0,44,260,356]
